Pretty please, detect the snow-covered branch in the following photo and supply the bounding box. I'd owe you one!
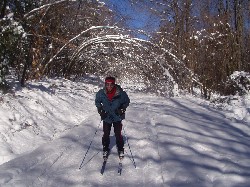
[43,26,118,73]
[24,0,70,19]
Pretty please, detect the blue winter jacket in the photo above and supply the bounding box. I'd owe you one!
[95,84,130,124]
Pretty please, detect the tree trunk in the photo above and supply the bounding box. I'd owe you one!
[234,0,243,70]
[0,0,7,18]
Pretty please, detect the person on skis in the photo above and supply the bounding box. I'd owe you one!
[95,76,130,159]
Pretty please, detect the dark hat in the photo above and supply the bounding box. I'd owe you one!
[105,76,115,84]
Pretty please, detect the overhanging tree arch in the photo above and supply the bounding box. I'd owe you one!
[44,26,202,96]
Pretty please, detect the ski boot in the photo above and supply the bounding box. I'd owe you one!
[118,149,124,160]
[103,148,110,161]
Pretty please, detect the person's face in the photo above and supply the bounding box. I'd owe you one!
[105,82,114,92]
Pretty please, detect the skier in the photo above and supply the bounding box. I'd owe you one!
[95,76,130,160]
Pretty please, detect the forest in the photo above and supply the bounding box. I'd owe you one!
[0,0,249,98]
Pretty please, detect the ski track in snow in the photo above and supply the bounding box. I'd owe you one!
[0,92,250,187]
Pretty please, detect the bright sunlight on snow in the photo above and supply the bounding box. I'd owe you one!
[0,76,249,187]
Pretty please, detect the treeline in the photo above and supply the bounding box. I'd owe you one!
[0,0,249,98]
[138,0,250,97]
[0,0,115,88]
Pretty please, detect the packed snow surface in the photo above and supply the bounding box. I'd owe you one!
[0,76,249,187]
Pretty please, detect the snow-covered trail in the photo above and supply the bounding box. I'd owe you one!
[0,93,250,187]
[153,98,250,187]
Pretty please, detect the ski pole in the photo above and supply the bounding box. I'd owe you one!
[79,120,102,169]
[123,126,136,168]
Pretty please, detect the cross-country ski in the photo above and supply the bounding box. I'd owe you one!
[100,160,107,175]
[100,149,110,175]
[118,159,123,175]
[100,154,124,175]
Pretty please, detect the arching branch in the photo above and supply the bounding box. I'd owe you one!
[42,26,117,74]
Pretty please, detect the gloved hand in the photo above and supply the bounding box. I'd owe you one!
[117,108,126,116]
[97,107,107,120]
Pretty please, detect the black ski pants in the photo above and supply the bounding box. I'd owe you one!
[102,121,124,151]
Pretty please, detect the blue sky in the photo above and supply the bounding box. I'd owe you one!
[104,0,160,39]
